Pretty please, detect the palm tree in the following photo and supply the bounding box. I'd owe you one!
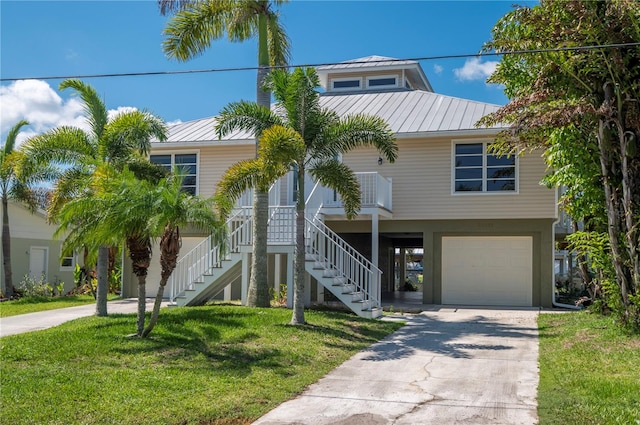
[216,67,398,324]
[141,172,224,337]
[162,0,290,307]
[1,121,56,298]
[17,79,167,315]
[56,166,223,337]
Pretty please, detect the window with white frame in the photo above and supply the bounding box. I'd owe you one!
[60,251,75,271]
[366,75,398,89]
[150,153,198,195]
[453,142,516,193]
[331,77,362,91]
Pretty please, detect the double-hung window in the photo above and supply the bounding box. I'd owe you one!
[453,142,516,193]
[150,153,198,195]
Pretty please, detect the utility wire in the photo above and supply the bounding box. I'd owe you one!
[1,42,639,82]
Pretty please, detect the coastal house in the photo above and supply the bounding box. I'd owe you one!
[125,56,557,317]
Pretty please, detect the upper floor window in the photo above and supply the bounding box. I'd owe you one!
[366,75,398,89]
[453,142,516,193]
[331,77,362,91]
[150,153,198,195]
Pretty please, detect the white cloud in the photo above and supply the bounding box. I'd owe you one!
[0,80,140,147]
[433,64,443,76]
[107,106,138,121]
[167,119,183,126]
[453,58,499,82]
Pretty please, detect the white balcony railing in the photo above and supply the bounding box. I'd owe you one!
[321,172,392,211]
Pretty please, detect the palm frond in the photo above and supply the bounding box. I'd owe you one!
[163,0,232,61]
[324,114,398,163]
[59,79,107,141]
[2,120,29,156]
[215,100,281,138]
[266,12,290,66]
[16,127,94,181]
[227,2,258,42]
[258,124,304,166]
[157,0,194,15]
[102,110,167,160]
[310,159,361,219]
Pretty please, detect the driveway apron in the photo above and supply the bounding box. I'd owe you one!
[253,308,540,425]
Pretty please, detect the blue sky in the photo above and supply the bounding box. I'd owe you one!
[1,0,534,144]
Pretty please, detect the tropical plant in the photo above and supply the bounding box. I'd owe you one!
[162,0,290,308]
[216,67,397,324]
[17,79,168,316]
[478,0,640,328]
[56,166,223,337]
[1,120,56,298]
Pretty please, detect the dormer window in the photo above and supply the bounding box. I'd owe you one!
[366,75,398,89]
[331,77,362,91]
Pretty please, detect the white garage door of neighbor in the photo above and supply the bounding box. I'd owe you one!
[442,236,533,306]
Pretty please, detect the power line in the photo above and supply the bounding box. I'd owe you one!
[1,42,639,82]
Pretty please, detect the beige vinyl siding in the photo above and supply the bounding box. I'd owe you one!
[342,136,556,220]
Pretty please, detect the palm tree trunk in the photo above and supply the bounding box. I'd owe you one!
[1,196,14,298]
[247,12,272,307]
[141,277,167,338]
[291,169,306,325]
[95,245,108,316]
[137,276,147,336]
[248,190,271,306]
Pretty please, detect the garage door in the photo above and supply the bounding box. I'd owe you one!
[442,236,532,306]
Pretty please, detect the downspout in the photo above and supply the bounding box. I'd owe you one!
[552,194,581,310]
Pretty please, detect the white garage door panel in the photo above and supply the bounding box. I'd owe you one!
[442,236,532,306]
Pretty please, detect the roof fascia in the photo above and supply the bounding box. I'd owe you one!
[394,128,503,139]
[151,138,257,148]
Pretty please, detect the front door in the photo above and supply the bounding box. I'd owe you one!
[29,247,48,281]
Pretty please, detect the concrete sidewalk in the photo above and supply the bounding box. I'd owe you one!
[253,307,540,425]
[0,298,159,337]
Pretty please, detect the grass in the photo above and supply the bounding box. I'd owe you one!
[537,311,640,425]
[0,294,119,317]
[0,305,403,425]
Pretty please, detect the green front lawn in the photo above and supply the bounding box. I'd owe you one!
[0,295,119,317]
[0,306,403,425]
[538,312,640,425]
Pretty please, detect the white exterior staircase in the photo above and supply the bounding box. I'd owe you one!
[169,178,385,319]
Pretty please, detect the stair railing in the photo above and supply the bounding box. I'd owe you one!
[305,217,381,311]
[169,207,252,304]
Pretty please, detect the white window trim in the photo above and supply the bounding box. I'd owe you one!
[330,77,363,92]
[366,74,399,90]
[150,150,200,195]
[60,251,76,272]
[451,139,519,195]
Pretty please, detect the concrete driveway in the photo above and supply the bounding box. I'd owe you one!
[253,307,540,425]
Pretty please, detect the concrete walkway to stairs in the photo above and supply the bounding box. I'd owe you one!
[0,300,542,425]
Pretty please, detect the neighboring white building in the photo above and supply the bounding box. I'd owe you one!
[1,201,76,295]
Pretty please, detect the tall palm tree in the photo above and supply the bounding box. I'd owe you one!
[1,121,56,298]
[163,0,290,307]
[17,79,167,315]
[216,67,398,324]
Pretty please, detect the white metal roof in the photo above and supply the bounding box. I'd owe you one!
[316,55,420,71]
[154,89,503,146]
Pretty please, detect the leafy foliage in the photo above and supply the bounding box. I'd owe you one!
[480,0,640,329]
